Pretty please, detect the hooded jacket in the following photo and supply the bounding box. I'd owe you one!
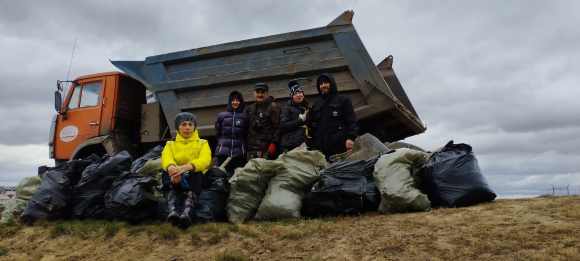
[161,130,212,174]
[280,99,311,148]
[310,73,359,152]
[246,96,282,150]
[215,91,250,159]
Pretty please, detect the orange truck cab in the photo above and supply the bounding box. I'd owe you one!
[51,72,146,164]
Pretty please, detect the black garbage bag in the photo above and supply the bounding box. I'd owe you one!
[72,151,132,220]
[131,145,163,172]
[362,156,381,212]
[21,155,99,222]
[305,160,366,216]
[193,178,231,223]
[104,172,160,223]
[418,141,497,208]
[204,167,231,185]
[156,199,169,222]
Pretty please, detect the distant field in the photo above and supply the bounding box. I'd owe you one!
[1,195,579,260]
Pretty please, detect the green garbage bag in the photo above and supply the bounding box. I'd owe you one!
[136,157,162,177]
[226,158,284,223]
[254,145,327,221]
[0,176,42,224]
[330,133,391,162]
[136,157,164,200]
[373,149,431,214]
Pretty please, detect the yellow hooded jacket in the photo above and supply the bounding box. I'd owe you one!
[161,130,212,174]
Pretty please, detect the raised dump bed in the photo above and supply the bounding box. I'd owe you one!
[111,11,425,142]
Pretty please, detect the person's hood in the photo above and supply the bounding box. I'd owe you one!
[316,73,338,97]
[175,130,200,143]
[227,91,246,113]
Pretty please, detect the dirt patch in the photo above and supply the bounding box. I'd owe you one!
[1,196,579,260]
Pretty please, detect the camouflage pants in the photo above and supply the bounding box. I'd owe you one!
[246,150,272,161]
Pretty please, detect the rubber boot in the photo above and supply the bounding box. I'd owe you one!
[166,190,180,225]
[179,191,197,227]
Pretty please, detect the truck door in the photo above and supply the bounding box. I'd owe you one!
[54,80,105,160]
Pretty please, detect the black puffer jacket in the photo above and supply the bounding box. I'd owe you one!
[310,73,359,152]
[280,99,311,148]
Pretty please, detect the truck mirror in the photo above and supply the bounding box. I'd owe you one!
[54,91,62,113]
[57,81,63,91]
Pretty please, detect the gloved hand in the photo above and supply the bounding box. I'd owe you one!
[267,143,277,156]
[298,109,309,122]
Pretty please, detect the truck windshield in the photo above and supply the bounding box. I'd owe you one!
[67,86,81,110]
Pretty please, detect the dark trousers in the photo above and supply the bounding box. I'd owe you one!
[246,150,273,161]
[322,148,347,162]
[216,156,246,175]
[280,146,296,154]
[161,171,205,197]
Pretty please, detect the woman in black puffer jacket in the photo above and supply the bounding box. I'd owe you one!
[280,81,312,153]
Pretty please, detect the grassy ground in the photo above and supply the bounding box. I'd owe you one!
[1,195,579,260]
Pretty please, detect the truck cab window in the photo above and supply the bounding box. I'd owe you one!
[67,86,81,110]
[80,82,102,108]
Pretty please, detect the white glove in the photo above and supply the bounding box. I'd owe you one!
[299,109,309,121]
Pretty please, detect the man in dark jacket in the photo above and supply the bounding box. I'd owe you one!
[246,83,282,160]
[310,73,358,160]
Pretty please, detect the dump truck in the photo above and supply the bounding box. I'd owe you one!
[50,11,426,164]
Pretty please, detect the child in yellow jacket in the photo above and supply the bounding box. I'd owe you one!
[161,112,211,227]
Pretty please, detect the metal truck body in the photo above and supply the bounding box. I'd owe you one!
[51,11,425,162]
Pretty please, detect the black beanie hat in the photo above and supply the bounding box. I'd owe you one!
[288,81,304,98]
[174,112,198,132]
[317,75,331,86]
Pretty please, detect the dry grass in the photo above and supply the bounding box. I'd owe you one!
[0,246,8,256]
[0,196,579,260]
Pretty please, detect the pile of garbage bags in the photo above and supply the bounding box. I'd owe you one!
[254,145,327,220]
[226,159,284,223]
[193,177,230,223]
[21,155,100,222]
[3,134,496,226]
[131,145,163,172]
[373,149,432,214]
[11,150,162,224]
[0,176,42,224]
[104,172,160,223]
[303,160,367,216]
[303,136,496,216]
[72,151,132,220]
[418,141,496,207]
[362,156,381,212]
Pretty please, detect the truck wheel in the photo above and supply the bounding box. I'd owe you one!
[72,144,108,160]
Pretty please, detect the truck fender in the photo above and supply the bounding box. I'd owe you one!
[70,132,136,161]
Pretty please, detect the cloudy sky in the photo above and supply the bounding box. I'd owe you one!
[1,1,578,197]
